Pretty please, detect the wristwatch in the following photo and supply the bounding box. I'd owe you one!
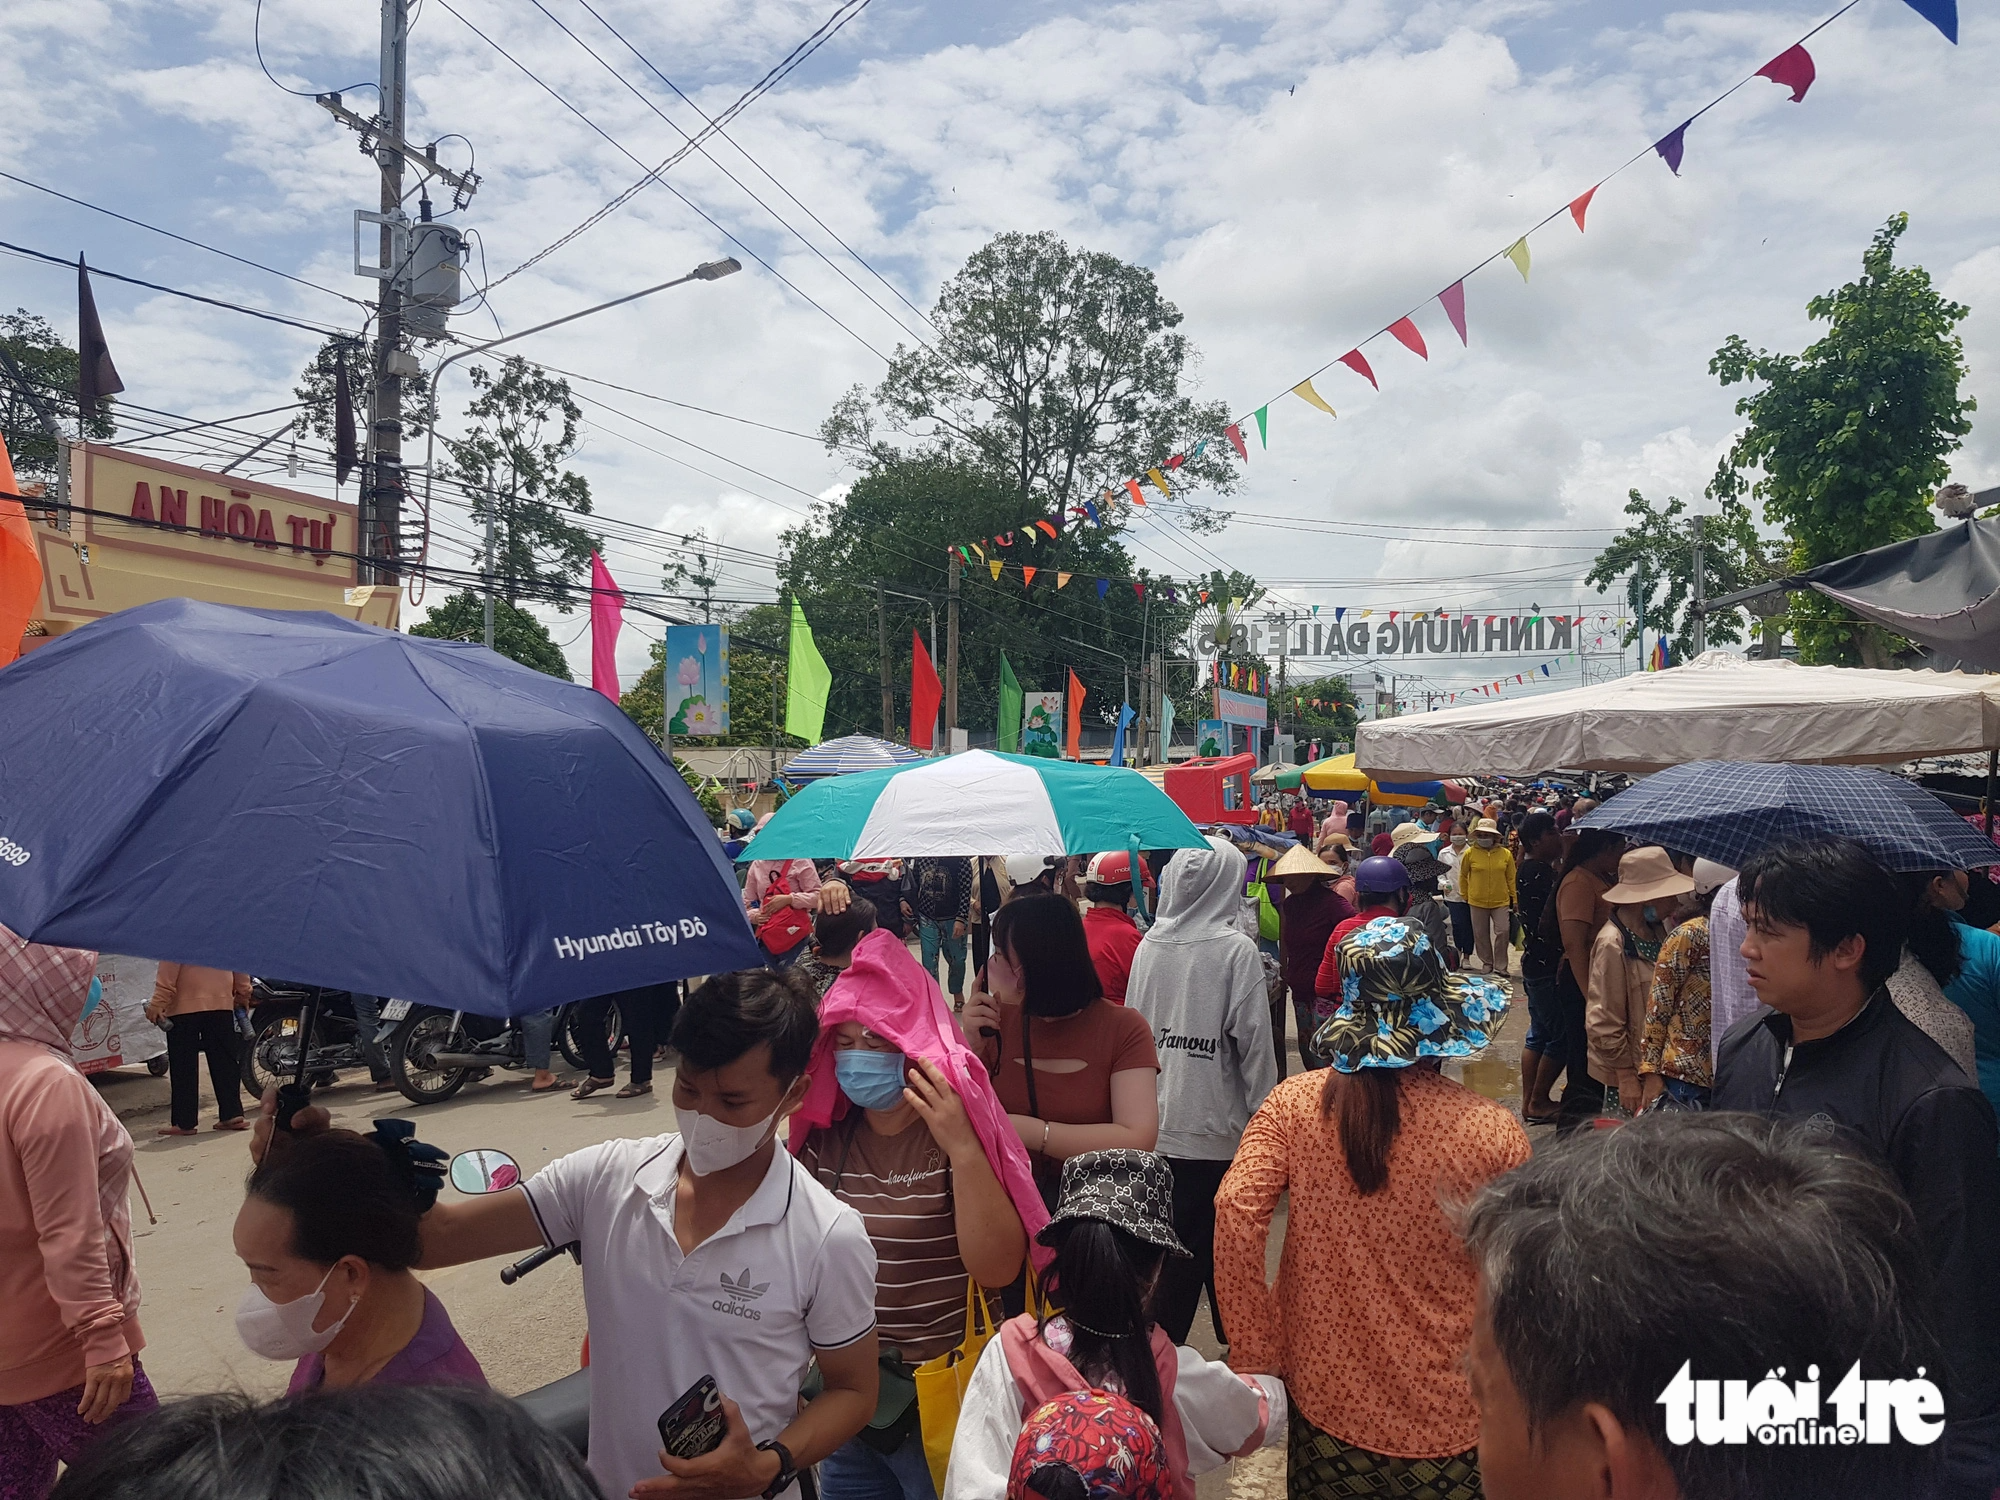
[756,1438,797,1499]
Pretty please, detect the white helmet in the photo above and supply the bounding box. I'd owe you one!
[1006,854,1055,886]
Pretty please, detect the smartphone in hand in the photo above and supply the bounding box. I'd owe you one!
[657,1374,727,1461]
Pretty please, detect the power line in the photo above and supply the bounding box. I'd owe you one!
[253,0,384,100]
[0,239,356,339]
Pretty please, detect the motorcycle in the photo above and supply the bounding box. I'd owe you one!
[240,981,379,1098]
[449,1148,590,1455]
[384,998,624,1105]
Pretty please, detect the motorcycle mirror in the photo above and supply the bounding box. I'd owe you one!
[449,1149,522,1195]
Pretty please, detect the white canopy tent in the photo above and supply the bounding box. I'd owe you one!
[1354,652,2000,779]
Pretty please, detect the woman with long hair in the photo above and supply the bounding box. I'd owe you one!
[1215,919,1529,1500]
[943,1151,1284,1500]
[1889,869,1981,1081]
[1547,825,1625,1129]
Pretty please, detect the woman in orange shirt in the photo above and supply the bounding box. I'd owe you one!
[1214,918,1530,1500]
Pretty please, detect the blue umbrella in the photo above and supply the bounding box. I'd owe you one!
[0,600,761,1015]
[1577,760,2000,874]
[779,733,930,783]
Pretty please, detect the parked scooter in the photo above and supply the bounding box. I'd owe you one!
[240,980,379,1097]
[449,1149,589,1455]
[385,999,624,1105]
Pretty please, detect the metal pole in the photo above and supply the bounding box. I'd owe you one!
[876,580,894,740]
[480,499,496,650]
[368,0,409,586]
[1691,512,1706,657]
[943,551,962,740]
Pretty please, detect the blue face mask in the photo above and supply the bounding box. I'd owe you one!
[1642,904,1661,924]
[835,1049,910,1112]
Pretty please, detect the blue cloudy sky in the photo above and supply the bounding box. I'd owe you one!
[3,0,1992,692]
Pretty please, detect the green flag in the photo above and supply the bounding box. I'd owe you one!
[785,600,831,744]
[997,652,1023,753]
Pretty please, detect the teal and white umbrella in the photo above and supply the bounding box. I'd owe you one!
[738,750,1207,861]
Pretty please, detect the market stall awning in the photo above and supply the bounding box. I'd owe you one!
[1779,514,2000,672]
[1354,651,2000,779]
[1301,753,1438,806]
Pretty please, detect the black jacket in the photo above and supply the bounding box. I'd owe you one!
[1715,991,2000,1495]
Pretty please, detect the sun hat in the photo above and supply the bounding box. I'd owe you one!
[1472,817,1501,837]
[1036,1149,1190,1258]
[1313,917,1512,1072]
[1084,851,1133,886]
[1602,846,1696,905]
[1393,842,1447,885]
[1389,821,1439,852]
[1270,845,1340,880]
[1692,858,1737,895]
[1008,1391,1170,1500]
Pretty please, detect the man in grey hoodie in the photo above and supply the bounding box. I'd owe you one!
[1126,835,1280,1346]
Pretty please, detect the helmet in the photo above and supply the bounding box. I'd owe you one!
[1006,854,1055,886]
[1354,855,1413,895]
[1084,851,1133,885]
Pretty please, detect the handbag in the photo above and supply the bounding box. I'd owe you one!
[756,865,813,955]
[914,1281,998,1492]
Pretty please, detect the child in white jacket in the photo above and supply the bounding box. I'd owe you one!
[942,1151,1284,1500]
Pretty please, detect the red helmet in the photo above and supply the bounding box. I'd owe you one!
[1084,851,1133,885]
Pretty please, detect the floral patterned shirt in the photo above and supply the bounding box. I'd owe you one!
[1641,916,1712,1087]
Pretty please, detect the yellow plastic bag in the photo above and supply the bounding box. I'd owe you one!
[914,1281,997,1493]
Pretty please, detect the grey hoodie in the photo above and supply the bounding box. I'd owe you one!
[1126,836,1279,1160]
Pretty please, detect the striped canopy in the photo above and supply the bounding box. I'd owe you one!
[778,734,931,783]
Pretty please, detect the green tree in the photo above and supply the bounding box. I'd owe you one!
[1709,214,1974,665]
[1585,491,1789,660]
[825,231,1237,528]
[409,589,572,679]
[1274,673,1358,748]
[442,357,599,611]
[294,334,436,454]
[0,311,114,484]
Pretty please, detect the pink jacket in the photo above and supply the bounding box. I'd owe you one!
[0,926,143,1404]
[786,928,1051,1268]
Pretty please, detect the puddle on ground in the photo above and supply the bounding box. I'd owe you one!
[1453,1054,1521,1107]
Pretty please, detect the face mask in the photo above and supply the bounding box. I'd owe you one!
[1642,904,1661,924]
[1476,837,1495,848]
[676,1105,778,1176]
[235,1265,356,1361]
[835,1050,910,1111]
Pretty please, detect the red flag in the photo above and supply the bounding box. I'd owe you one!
[0,435,43,668]
[1133,582,1145,598]
[1165,454,1185,470]
[1337,349,1377,389]
[909,630,942,750]
[1224,423,1247,460]
[1756,44,1815,102]
[1066,669,1085,761]
[1569,186,1597,232]
[1022,566,1037,587]
[1387,317,1428,360]
[1439,281,1468,346]
[1125,478,1144,506]
[589,552,625,701]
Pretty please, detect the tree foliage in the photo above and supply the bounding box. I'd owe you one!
[1709,214,1973,665]
[1585,491,1787,660]
[294,334,436,455]
[824,231,1236,528]
[408,589,572,679]
[1275,672,1359,748]
[442,357,599,611]
[0,310,115,484]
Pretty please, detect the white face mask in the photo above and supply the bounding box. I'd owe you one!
[676,1105,778,1176]
[235,1265,356,1361]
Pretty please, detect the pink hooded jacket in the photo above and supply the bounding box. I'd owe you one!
[787,928,1051,1268]
[0,925,143,1403]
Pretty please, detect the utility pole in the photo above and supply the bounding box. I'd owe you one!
[1690,512,1706,658]
[876,581,894,740]
[369,0,409,584]
[481,500,496,650]
[943,552,962,741]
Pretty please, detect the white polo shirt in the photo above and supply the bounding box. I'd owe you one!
[522,1134,878,1500]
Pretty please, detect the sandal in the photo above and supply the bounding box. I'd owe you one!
[157,1125,198,1137]
[615,1082,653,1099]
[571,1076,617,1100]
[1522,1108,1561,1126]
[213,1116,251,1131]
[530,1078,563,1094]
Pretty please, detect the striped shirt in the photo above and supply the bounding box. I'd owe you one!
[798,1117,968,1364]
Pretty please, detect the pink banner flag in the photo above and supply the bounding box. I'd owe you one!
[1756,44,1815,101]
[1337,349,1378,389]
[590,551,625,702]
[1439,280,1468,346]
[1387,317,1428,360]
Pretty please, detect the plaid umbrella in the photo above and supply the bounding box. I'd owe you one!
[1578,760,2000,874]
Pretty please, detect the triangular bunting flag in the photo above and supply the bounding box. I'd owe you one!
[1336,350,1376,390]
[1021,527,1037,546]
[1439,280,1468,345]
[1504,238,1531,282]
[1900,0,1956,42]
[1147,467,1172,498]
[996,532,1012,547]
[1084,500,1102,527]
[1133,582,1145,598]
[1292,378,1337,418]
[971,542,986,560]
[1569,186,1597,232]
[1037,519,1058,539]
[989,558,1004,581]
[1057,572,1072,588]
[1387,318,1428,360]
[1096,578,1110,599]
[1756,44,1815,101]
[1023,566,1036,587]
[1190,439,1207,459]
[1125,478,1145,507]
[1252,406,1268,447]
[1224,423,1247,460]
[1165,455,1184,470]
[1654,121,1690,175]
[955,545,973,565]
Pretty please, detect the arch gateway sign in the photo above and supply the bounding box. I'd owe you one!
[1192,611,1582,661]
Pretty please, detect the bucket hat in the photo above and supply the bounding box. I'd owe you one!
[1472,817,1501,837]
[1389,821,1439,853]
[1602,846,1696,905]
[1035,1149,1190,1258]
[1393,842,1446,885]
[1313,917,1511,1072]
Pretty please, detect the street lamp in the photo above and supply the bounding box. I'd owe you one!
[412,257,743,646]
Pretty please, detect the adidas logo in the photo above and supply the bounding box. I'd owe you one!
[714,1268,769,1321]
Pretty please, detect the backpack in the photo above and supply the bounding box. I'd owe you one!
[757,864,814,954]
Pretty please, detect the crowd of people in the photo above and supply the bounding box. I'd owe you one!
[7,775,2000,1500]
